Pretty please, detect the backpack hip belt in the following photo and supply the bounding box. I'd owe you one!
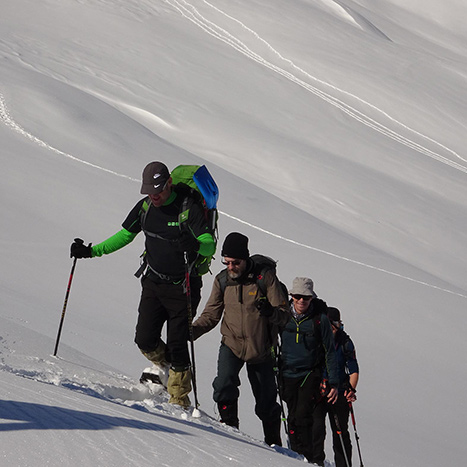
[146,266,184,283]
[134,254,183,283]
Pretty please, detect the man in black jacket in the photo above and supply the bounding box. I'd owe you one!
[71,161,215,408]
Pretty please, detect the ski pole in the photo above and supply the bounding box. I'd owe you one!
[349,403,364,467]
[53,253,79,356]
[275,372,291,449]
[184,252,200,417]
[273,346,291,448]
[331,407,351,467]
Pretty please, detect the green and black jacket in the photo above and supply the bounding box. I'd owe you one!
[91,187,215,280]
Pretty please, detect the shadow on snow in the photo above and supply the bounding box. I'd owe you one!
[0,399,186,433]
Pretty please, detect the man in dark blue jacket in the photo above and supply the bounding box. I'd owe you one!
[314,307,359,467]
[279,277,338,466]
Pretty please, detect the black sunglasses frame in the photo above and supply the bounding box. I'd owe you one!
[291,294,313,301]
[221,260,243,266]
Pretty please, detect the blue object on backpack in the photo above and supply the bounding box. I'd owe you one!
[193,165,219,210]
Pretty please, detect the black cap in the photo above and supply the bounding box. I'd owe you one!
[327,307,341,323]
[140,162,170,195]
[221,232,250,260]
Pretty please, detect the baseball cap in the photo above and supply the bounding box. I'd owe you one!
[140,161,170,195]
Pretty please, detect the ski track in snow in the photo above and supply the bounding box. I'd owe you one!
[1,93,465,299]
[164,0,467,174]
[0,94,139,183]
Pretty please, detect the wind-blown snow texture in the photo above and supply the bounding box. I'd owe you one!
[1,1,466,466]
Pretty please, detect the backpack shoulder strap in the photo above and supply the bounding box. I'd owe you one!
[139,197,151,228]
[174,183,202,230]
[138,196,178,242]
[218,269,229,295]
[338,330,354,357]
[314,314,322,343]
[310,299,326,344]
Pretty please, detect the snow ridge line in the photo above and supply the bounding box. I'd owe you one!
[164,0,467,174]
[222,211,467,299]
[0,93,139,183]
[1,92,464,299]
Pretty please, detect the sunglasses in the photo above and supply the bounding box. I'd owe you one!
[331,321,344,331]
[222,260,243,266]
[292,295,313,301]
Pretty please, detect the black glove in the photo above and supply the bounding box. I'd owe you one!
[70,238,92,259]
[344,381,356,394]
[255,297,274,317]
[179,231,199,253]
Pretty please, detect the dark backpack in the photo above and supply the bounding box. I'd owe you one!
[136,164,219,277]
[218,254,288,302]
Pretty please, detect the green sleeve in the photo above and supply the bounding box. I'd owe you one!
[91,228,138,257]
[197,232,216,256]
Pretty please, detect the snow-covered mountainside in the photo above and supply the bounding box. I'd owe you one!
[1,1,466,466]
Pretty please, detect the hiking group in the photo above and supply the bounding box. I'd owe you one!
[70,161,360,466]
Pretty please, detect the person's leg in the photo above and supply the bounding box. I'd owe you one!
[167,367,192,408]
[135,276,169,356]
[154,280,199,407]
[329,395,352,467]
[162,283,189,368]
[247,359,282,446]
[141,276,201,368]
[293,373,322,464]
[312,398,327,467]
[281,377,306,456]
[213,343,244,428]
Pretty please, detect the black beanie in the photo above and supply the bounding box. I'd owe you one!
[221,232,250,260]
[327,307,341,322]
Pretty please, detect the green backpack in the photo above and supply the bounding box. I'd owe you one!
[136,165,219,277]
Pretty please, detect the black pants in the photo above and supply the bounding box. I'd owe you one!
[313,393,352,467]
[135,275,201,368]
[281,372,325,465]
[213,343,281,423]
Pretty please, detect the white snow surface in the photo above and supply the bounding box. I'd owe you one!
[1,0,466,466]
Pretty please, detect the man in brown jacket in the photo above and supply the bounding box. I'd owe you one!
[192,232,288,446]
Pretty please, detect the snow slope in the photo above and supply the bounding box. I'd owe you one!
[0,316,302,466]
[1,0,466,466]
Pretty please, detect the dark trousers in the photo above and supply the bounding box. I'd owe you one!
[313,393,352,467]
[328,395,352,467]
[135,275,201,368]
[213,343,281,422]
[281,372,325,465]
